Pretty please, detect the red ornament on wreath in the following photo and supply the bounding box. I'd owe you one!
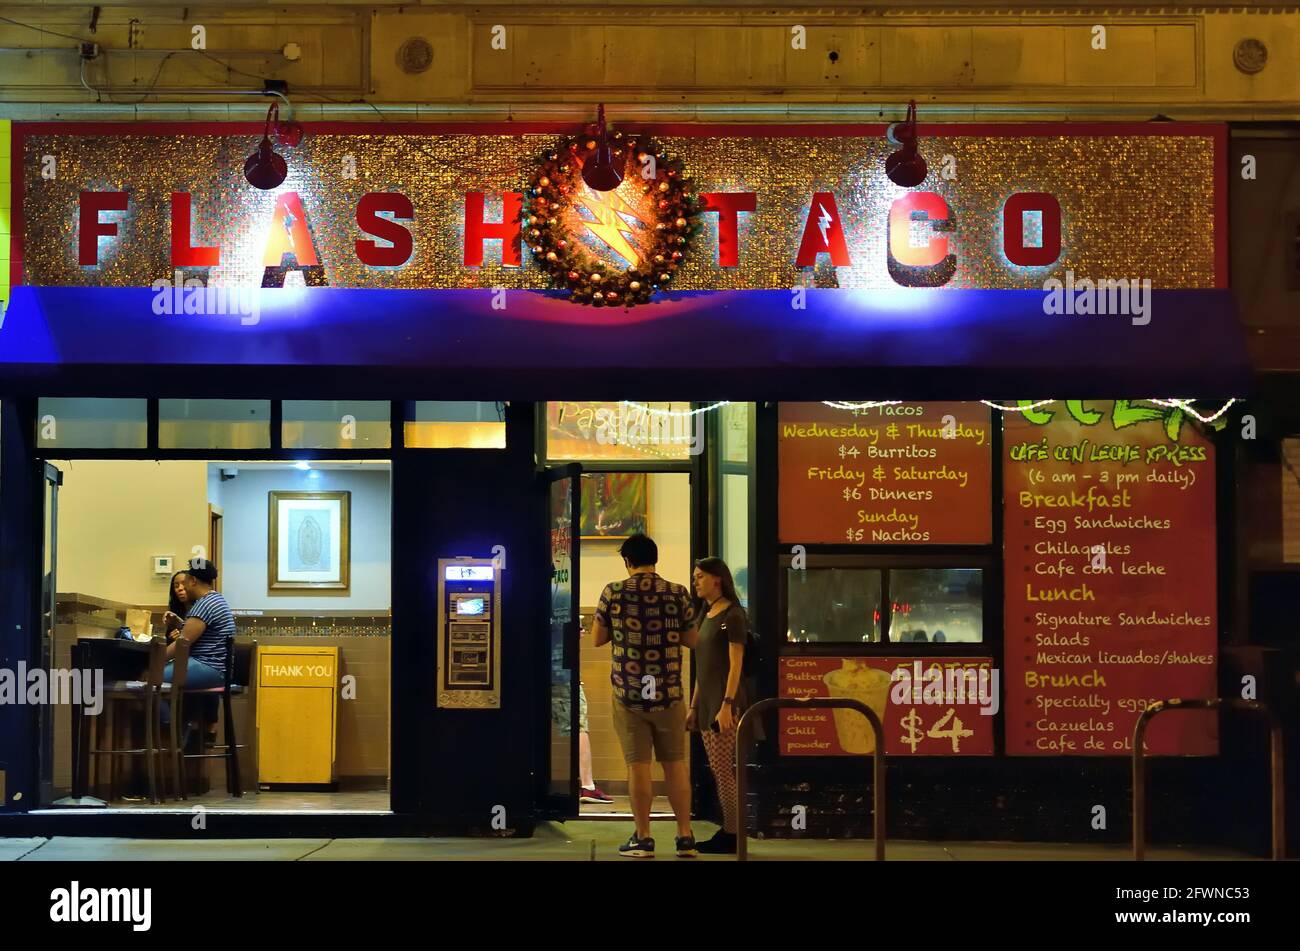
[521,126,701,307]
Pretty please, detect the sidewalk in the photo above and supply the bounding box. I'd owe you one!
[0,821,1257,861]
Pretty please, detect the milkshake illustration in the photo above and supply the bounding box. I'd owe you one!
[823,659,892,753]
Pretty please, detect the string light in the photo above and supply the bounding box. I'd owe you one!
[620,400,730,417]
[584,401,717,460]
[822,400,904,410]
[980,399,1057,412]
[1147,399,1237,424]
[604,398,1238,424]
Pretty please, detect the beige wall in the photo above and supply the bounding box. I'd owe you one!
[0,6,1297,121]
[579,471,693,606]
[51,459,209,606]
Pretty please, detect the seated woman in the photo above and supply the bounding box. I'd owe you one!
[162,570,190,640]
[162,559,234,734]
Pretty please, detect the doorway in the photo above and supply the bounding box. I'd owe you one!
[572,470,695,818]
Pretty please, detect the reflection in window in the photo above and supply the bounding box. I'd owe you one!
[404,401,505,449]
[283,400,390,449]
[36,398,147,449]
[159,399,270,449]
[889,569,983,643]
[720,401,750,464]
[786,568,882,643]
[545,401,693,461]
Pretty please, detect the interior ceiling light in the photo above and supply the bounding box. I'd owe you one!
[243,101,302,190]
[884,100,928,188]
[581,103,623,193]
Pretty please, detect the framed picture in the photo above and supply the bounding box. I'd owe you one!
[268,491,351,591]
[580,473,649,540]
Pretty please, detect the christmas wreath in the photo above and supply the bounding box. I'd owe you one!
[521,126,701,307]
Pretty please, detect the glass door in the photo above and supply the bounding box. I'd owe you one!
[545,463,581,815]
[37,461,61,805]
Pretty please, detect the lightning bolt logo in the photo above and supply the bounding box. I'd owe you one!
[816,202,832,244]
[574,175,650,267]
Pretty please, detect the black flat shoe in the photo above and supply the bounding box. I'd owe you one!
[695,830,737,854]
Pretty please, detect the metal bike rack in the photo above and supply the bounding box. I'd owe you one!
[1132,697,1286,860]
[735,696,886,861]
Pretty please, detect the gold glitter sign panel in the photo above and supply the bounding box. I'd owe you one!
[16,125,1221,291]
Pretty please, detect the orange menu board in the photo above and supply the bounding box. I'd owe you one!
[1003,401,1218,756]
[779,657,995,755]
[778,402,993,544]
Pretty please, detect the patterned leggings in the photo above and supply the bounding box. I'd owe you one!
[700,726,739,834]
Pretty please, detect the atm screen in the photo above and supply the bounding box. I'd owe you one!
[456,597,486,616]
[445,565,494,581]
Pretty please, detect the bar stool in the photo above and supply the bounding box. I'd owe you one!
[180,635,253,799]
[89,636,167,804]
[157,637,191,801]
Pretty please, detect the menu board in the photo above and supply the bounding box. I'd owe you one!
[779,657,995,756]
[779,402,992,544]
[1003,401,1218,756]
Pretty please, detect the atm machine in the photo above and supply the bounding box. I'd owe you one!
[436,557,502,709]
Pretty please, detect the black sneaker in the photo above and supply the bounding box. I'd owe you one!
[675,834,698,858]
[696,830,737,854]
[618,833,655,858]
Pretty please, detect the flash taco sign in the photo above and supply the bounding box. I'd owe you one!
[17,122,1222,303]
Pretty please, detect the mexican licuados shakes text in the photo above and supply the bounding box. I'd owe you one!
[823,659,892,753]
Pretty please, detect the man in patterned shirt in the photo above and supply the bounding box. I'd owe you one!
[592,533,699,858]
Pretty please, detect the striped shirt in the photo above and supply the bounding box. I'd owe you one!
[187,591,234,672]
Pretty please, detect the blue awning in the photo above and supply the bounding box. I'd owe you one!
[0,286,1251,400]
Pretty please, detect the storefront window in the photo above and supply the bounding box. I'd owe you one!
[159,399,271,449]
[546,401,693,461]
[283,400,391,449]
[721,400,750,464]
[787,566,983,644]
[889,568,983,644]
[787,567,883,642]
[404,401,505,448]
[35,397,147,449]
[719,402,754,606]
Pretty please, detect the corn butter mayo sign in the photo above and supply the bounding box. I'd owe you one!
[15,124,1220,294]
[1003,400,1217,756]
[780,656,995,756]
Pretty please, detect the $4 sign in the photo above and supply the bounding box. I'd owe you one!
[900,707,974,753]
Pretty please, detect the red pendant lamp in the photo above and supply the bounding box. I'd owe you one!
[244,102,290,190]
[581,104,623,193]
[885,100,928,188]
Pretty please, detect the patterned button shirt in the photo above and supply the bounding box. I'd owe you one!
[596,572,697,712]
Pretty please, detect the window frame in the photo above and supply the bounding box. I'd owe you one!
[778,551,996,654]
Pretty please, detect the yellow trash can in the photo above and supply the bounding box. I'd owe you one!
[256,645,339,787]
